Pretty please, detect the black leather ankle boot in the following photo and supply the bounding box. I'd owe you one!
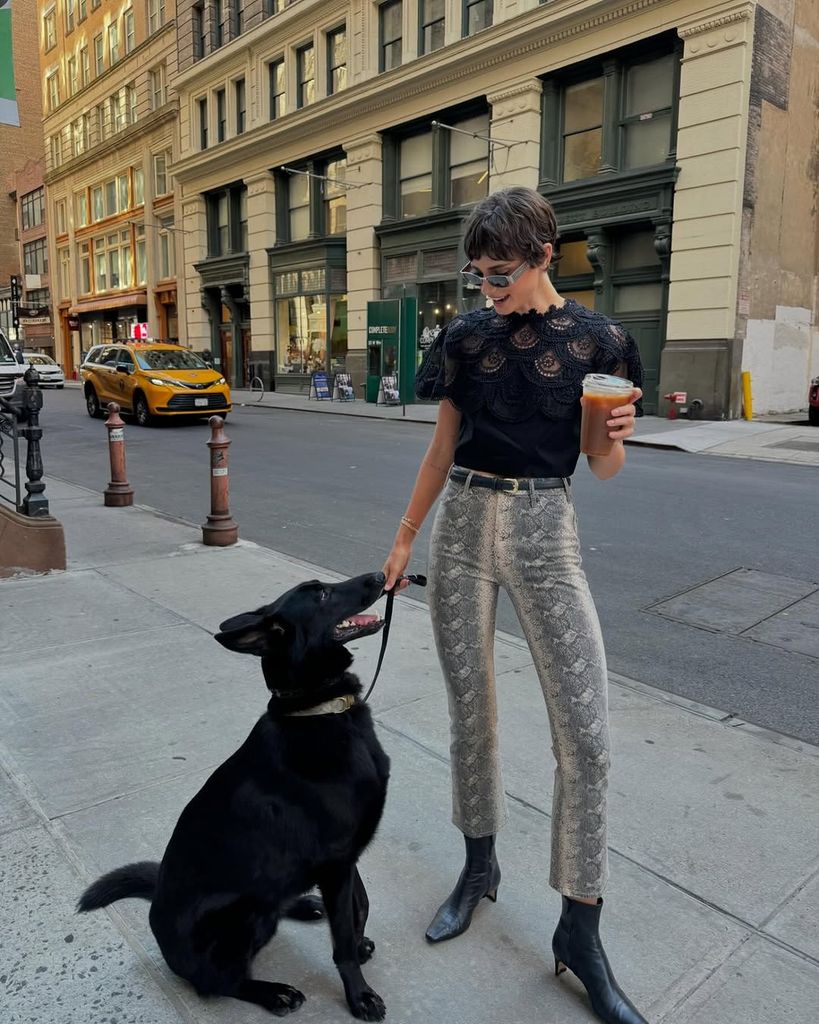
[425,835,500,943]
[552,896,649,1024]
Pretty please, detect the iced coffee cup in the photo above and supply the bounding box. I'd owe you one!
[580,373,635,457]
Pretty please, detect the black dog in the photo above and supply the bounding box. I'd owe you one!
[78,572,391,1020]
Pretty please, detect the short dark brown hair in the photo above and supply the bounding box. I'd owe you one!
[462,186,560,266]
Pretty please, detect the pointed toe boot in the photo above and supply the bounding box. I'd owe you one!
[552,896,649,1024]
[425,835,500,943]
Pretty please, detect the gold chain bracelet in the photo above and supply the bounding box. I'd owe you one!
[400,515,420,535]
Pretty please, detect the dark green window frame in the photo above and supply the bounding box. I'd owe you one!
[462,0,492,37]
[274,154,347,244]
[540,37,681,188]
[327,24,347,95]
[419,0,445,55]
[268,58,285,120]
[296,42,315,108]
[206,182,248,257]
[379,0,402,73]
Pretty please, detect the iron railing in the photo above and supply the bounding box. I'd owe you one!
[0,368,50,517]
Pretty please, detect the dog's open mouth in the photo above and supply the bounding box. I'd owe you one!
[333,612,385,643]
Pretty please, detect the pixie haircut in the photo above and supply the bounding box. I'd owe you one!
[462,187,560,266]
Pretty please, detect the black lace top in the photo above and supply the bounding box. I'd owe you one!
[414,301,644,478]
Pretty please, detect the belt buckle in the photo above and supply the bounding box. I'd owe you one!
[502,477,520,494]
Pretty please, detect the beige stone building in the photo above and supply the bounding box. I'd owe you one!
[41,0,180,378]
[168,0,817,417]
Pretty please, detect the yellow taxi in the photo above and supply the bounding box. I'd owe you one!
[81,343,232,425]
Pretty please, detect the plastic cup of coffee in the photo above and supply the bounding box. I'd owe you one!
[580,373,635,457]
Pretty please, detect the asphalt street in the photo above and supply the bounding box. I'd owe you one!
[35,387,819,744]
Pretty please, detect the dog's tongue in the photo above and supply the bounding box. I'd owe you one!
[349,614,378,626]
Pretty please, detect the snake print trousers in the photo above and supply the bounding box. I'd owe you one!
[427,470,610,899]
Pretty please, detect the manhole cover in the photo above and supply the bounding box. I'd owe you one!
[648,569,819,659]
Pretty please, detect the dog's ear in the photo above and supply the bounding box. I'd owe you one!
[215,612,286,655]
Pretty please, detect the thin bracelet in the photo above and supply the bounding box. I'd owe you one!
[400,515,420,535]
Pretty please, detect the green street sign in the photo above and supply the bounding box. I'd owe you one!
[0,1,19,128]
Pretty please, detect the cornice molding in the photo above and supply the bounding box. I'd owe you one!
[677,7,753,39]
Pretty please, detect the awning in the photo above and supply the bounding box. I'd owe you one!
[69,290,148,315]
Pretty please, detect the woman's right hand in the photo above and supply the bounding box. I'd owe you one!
[382,539,413,592]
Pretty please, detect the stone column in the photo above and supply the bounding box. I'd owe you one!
[663,6,755,417]
[180,193,210,352]
[343,134,383,387]
[245,171,276,377]
[487,80,542,191]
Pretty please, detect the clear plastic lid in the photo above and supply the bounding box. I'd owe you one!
[581,373,633,394]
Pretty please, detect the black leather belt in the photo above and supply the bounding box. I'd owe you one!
[449,468,568,493]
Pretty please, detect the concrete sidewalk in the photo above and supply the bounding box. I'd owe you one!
[2,480,818,1024]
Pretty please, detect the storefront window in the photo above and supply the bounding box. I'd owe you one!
[622,54,674,169]
[276,296,326,374]
[329,295,347,371]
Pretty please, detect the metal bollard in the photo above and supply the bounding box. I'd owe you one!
[104,403,134,507]
[202,415,238,546]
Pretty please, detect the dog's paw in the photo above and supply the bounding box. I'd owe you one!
[267,983,305,1016]
[348,987,385,1022]
[358,936,375,963]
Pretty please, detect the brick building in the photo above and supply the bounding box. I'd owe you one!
[10,159,54,355]
[167,0,817,417]
[42,0,180,378]
[0,0,46,346]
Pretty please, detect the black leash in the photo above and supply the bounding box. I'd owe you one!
[361,574,427,704]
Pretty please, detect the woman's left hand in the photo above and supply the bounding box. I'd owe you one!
[607,387,643,441]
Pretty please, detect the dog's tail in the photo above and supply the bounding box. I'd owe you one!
[77,861,160,912]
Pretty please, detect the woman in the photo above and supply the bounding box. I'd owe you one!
[382,187,647,1024]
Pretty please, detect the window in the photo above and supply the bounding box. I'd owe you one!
[47,72,60,113]
[118,172,130,211]
[154,151,170,195]
[44,9,56,50]
[23,239,49,276]
[124,8,135,54]
[150,64,167,110]
[214,0,224,48]
[50,134,63,169]
[93,230,134,291]
[216,88,226,142]
[324,158,347,234]
[269,58,285,119]
[463,0,492,36]
[75,190,89,228]
[420,0,445,54]
[297,44,315,108]
[55,199,67,235]
[21,188,46,231]
[127,83,137,126]
[94,33,104,76]
[380,0,402,72]
[562,78,603,182]
[97,102,109,142]
[108,23,120,64]
[68,57,79,96]
[133,166,144,205]
[288,173,310,240]
[327,26,347,95]
[79,0,87,20]
[58,247,71,297]
[206,184,247,256]
[264,0,288,14]
[148,0,166,34]
[235,78,246,134]
[449,113,489,206]
[79,241,91,293]
[399,133,433,218]
[72,115,90,157]
[105,178,118,217]
[135,224,147,285]
[80,46,90,87]
[232,0,244,37]
[193,3,205,59]
[199,98,208,149]
[65,0,75,33]
[25,287,51,309]
[91,184,104,221]
[621,53,675,168]
[158,218,175,278]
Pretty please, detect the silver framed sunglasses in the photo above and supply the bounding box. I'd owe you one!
[459,261,530,290]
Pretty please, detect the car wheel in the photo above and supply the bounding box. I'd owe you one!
[134,393,153,427]
[809,405,819,426]
[57,384,65,389]
[85,386,101,418]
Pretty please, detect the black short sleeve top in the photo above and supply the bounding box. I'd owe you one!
[414,300,644,479]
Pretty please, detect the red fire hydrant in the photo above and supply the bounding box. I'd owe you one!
[202,416,238,546]
[104,403,134,507]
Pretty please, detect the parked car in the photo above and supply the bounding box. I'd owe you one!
[0,328,26,396]
[22,352,65,388]
[810,376,818,426]
[81,342,231,425]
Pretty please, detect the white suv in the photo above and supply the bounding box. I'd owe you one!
[0,329,26,397]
